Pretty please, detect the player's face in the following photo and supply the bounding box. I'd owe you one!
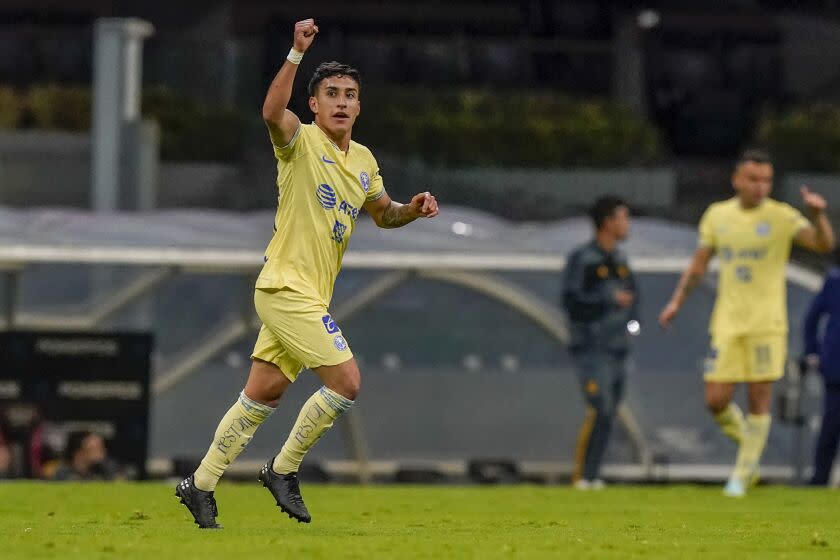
[732,161,773,208]
[81,434,106,465]
[607,205,631,241]
[309,76,360,137]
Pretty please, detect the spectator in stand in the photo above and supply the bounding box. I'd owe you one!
[52,431,119,481]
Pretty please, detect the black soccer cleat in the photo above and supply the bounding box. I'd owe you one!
[259,460,312,523]
[175,475,222,529]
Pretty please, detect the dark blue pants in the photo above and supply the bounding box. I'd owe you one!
[811,383,840,486]
[571,351,626,482]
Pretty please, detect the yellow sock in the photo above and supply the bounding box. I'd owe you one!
[273,387,354,475]
[732,414,771,482]
[713,403,746,444]
[193,392,274,491]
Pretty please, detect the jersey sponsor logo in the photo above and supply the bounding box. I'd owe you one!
[322,314,340,334]
[333,335,348,351]
[338,200,360,220]
[719,245,767,262]
[331,220,348,244]
[756,222,772,237]
[321,154,336,164]
[316,184,337,209]
[360,171,371,192]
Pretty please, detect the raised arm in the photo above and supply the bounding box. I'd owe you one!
[364,191,439,229]
[659,246,714,328]
[795,186,836,254]
[262,19,319,148]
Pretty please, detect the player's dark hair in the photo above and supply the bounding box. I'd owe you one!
[590,195,629,230]
[736,148,772,169]
[308,61,361,97]
[64,431,93,461]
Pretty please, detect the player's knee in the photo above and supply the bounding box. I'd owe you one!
[330,372,361,401]
[588,395,609,416]
[705,395,728,414]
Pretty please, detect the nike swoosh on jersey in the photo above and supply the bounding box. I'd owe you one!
[322,155,336,164]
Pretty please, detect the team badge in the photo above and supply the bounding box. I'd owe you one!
[360,171,371,193]
[756,222,771,237]
[316,183,337,209]
[334,335,348,351]
[597,265,609,279]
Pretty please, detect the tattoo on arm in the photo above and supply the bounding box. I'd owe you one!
[379,202,416,229]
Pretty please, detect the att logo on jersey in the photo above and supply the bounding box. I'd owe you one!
[316,184,337,209]
[338,200,359,220]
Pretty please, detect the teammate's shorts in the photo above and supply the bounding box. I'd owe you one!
[251,287,353,382]
[704,333,787,383]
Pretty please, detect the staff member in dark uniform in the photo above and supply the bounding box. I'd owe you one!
[803,248,840,486]
[562,196,638,489]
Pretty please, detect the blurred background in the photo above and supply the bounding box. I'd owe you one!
[0,0,837,484]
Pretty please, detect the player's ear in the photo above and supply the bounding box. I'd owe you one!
[309,96,318,115]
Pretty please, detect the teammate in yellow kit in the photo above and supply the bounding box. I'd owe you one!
[659,149,834,497]
[176,18,439,528]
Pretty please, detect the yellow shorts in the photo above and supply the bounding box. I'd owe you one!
[704,333,787,383]
[251,287,353,382]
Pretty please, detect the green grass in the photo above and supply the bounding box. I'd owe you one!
[2,483,838,559]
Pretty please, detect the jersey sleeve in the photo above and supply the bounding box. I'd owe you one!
[365,155,386,203]
[698,206,717,249]
[271,122,307,161]
[781,203,811,239]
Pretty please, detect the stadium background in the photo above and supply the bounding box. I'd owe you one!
[0,0,839,486]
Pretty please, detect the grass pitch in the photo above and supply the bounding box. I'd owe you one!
[2,482,838,559]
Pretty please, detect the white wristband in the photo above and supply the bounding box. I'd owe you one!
[287,48,304,65]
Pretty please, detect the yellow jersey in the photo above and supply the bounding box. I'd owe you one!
[699,197,810,336]
[256,123,386,304]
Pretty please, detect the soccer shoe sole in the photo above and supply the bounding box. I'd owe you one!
[174,485,222,529]
[258,471,312,524]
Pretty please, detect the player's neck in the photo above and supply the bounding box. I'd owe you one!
[314,121,351,152]
[736,196,764,211]
[595,231,618,252]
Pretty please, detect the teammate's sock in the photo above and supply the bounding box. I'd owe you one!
[193,392,275,491]
[732,414,771,482]
[273,387,353,474]
[713,402,746,444]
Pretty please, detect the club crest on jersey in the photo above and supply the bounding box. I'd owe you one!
[332,220,347,244]
[334,335,348,351]
[360,171,371,193]
[316,183,337,209]
[756,222,771,237]
[322,314,339,334]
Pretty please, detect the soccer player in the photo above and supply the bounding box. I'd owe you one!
[562,196,638,489]
[175,18,439,528]
[659,149,835,497]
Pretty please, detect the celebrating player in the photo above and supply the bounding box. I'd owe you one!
[659,149,834,497]
[175,18,439,528]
